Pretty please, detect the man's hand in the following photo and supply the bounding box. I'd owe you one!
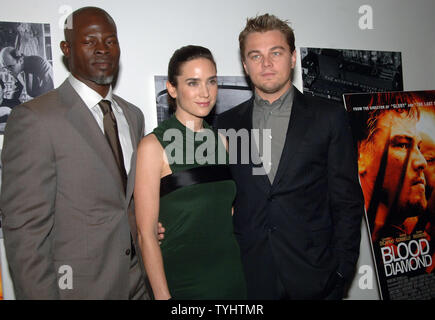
[157,222,165,244]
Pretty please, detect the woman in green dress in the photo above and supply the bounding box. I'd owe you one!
[134,45,246,300]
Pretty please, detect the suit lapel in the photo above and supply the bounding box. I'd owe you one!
[272,88,314,188]
[59,81,125,194]
[236,98,254,132]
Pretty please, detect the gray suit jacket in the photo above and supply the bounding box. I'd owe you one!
[0,80,146,299]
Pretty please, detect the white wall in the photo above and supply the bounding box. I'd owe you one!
[1,0,434,300]
[0,239,15,299]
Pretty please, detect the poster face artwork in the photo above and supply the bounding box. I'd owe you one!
[0,21,54,134]
[344,90,435,300]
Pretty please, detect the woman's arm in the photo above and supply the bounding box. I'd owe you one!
[134,134,171,300]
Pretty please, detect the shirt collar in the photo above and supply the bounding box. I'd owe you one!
[68,75,121,113]
[254,86,293,107]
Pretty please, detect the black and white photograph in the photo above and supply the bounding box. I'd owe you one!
[301,47,403,107]
[155,75,253,125]
[0,21,53,133]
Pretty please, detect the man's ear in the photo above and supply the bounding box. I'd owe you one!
[60,41,70,58]
[290,49,297,69]
[166,81,177,99]
[242,60,249,76]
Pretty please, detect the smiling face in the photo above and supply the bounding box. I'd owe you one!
[242,30,296,103]
[60,8,120,96]
[166,57,217,123]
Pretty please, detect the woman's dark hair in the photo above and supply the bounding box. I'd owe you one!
[167,45,216,111]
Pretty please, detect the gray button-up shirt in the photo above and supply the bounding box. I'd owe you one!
[252,86,294,183]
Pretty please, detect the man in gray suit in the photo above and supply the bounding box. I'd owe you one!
[0,7,147,299]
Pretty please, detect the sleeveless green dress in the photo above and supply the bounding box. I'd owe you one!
[152,115,246,300]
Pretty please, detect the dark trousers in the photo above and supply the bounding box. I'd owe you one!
[275,273,344,300]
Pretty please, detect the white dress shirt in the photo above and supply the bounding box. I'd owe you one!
[68,75,133,174]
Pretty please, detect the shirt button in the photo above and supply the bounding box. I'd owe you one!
[125,249,131,256]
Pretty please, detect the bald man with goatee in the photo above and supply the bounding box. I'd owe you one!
[1,7,148,299]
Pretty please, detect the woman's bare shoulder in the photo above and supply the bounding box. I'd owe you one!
[137,133,164,159]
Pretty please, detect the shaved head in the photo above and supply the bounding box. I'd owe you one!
[64,7,116,43]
